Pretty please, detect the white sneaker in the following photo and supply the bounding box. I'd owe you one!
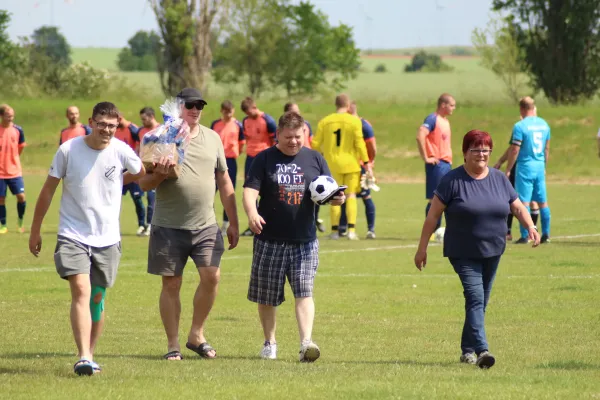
[329,232,340,240]
[144,224,151,236]
[347,231,359,240]
[366,231,376,239]
[221,221,230,236]
[260,341,277,360]
[299,341,320,363]
[136,226,146,236]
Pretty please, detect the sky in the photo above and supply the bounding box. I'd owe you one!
[2,0,495,49]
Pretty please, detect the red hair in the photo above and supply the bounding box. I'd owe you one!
[462,130,493,153]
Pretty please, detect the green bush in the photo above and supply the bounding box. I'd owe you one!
[59,62,111,98]
[374,63,387,73]
[404,51,454,73]
[449,46,474,56]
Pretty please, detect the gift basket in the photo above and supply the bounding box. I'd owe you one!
[139,98,191,178]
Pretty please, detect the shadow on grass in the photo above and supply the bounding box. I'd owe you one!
[0,367,39,375]
[536,361,600,371]
[328,359,456,367]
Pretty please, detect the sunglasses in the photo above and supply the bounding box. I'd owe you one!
[184,101,205,110]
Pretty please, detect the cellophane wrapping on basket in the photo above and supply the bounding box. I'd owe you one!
[139,98,191,178]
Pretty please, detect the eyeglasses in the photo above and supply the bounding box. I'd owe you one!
[469,149,492,155]
[94,120,118,130]
[184,101,205,111]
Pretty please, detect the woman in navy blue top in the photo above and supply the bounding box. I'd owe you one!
[414,130,541,369]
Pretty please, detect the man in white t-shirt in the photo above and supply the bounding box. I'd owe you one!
[28,102,145,376]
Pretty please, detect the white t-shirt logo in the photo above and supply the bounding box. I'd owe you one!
[105,166,116,181]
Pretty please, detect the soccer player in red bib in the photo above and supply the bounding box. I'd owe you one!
[59,106,92,145]
[0,105,27,234]
[240,97,277,236]
[211,100,245,234]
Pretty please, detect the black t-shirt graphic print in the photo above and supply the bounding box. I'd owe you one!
[244,146,331,243]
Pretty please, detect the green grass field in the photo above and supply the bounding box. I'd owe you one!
[0,177,599,399]
[0,47,599,399]
[6,98,599,182]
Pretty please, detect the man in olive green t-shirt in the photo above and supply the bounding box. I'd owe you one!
[140,88,240,361]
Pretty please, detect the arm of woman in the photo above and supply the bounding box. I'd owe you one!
[510,198,541,246]
[414,195,446,271]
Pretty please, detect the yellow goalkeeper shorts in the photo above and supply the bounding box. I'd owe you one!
[332,171,361,195]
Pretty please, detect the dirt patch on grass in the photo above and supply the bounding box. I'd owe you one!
[550,117,596,127]
[380,149,420,159]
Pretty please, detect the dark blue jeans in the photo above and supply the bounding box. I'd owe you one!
[449,256,501,354]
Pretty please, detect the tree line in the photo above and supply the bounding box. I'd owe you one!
[472,0,600,104]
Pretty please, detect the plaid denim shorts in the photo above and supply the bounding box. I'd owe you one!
[247,237,319,306]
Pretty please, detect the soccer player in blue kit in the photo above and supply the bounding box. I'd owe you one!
[505,97,551,244]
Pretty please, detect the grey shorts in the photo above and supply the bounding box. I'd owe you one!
[247,237,319,306]
[54,236,122,288]
[147,224,225,276]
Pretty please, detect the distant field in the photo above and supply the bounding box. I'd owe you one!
[70,46,477,70]
[72,47,120,70]
[70,47,600,105]
[71,47,519,103]
[362,45,477,56]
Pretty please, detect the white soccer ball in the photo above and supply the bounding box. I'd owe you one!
[309,175,339,205]
[434,227,445,243]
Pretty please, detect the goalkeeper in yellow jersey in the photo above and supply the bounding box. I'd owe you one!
[312,94,371,240]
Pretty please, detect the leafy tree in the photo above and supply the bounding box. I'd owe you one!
[472,13,529,102]
[117,30,162,71]
[213,0,283,97]
[30,26,71,66]
[214,0,360,97]
[269,2,359,97]
[0,11,26,74]
[150,0,229,96]
[493,0,600,104]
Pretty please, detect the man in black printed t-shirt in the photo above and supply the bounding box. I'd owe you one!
[243,111,345,363]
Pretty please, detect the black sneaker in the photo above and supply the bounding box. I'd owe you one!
[241,228,254,237]
[541,234,550,244]
[515,238,529,244]
[476,351,496,369]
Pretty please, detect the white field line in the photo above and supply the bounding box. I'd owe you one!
[1,232,599,278]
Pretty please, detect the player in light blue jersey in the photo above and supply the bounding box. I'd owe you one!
[505,97,551,244]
